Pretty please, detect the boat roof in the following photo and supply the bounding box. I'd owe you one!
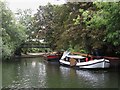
[67,55,85,59]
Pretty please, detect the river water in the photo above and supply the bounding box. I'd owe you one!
[2,57,120,88]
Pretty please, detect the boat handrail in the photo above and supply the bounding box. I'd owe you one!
[71,52,92,57]
[67,55,85,59]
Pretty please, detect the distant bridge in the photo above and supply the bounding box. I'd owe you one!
[21,44,50,48]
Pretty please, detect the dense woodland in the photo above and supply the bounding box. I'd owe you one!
[1,1,120,60]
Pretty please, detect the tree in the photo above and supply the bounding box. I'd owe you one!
[88,2,120,56]
[1,1,27,60]
[33,2,120,56]
[34,2,95,52]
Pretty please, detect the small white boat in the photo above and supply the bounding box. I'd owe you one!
[59,51,110,69]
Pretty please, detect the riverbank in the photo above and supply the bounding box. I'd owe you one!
[14,53,47,58]
[106,57,120,68]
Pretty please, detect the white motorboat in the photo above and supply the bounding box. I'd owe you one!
[59,51,110,69]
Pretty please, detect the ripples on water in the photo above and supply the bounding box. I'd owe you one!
[2,57,119,88]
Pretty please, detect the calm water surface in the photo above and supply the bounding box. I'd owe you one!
[2,57,120,88]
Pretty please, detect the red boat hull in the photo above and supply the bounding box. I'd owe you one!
[45,54,62,62]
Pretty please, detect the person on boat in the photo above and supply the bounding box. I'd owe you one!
[85,54,89,62]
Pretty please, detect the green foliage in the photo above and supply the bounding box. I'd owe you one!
[16,9,34,40]
[34,3,95,52]
[34,2,120,56]
[2,1,119,59]
[86,2,120,55]
[104,3,120,46]
[1,1,27,60]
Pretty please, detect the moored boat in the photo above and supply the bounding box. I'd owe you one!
[104,56,120,68]
[44,51,62,62]
[59,51,110,69]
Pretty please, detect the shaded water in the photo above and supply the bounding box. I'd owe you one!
[2,57,120,88]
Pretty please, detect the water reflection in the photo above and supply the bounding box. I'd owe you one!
[38,62,47,88]
[76,70,107,88]
[2,58,47,88]
[59,66,119,88]
[2,57,119,88]
[32,61,36,68]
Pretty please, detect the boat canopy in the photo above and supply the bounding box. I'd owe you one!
[61,51,70,59]
[67,55,85,59]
